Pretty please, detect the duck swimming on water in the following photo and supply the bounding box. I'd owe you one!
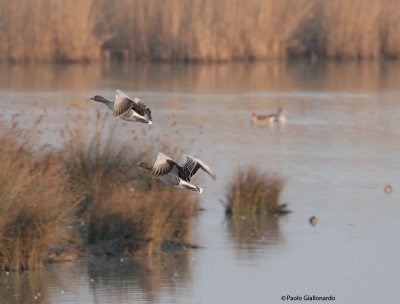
[252,107,286,125]
[137,152,216,193]
[90,89,152,125]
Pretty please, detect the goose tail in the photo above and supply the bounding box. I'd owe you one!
[181,180,203,194]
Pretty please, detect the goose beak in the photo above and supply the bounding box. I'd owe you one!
[89,97,95,101]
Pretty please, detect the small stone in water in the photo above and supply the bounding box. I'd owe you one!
[90,278,95,283]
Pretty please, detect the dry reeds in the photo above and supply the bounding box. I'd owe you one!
[0,0,102,62]
[1,0,400,62]
[0,114,198,270]
[0,121,75,271]
[62,113,198,255]
[225,166,289,216]
[87,187,197,256]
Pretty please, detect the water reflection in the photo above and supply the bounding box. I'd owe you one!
[1,60,400,304]
[0,251,192,304]
[0,270,61,304]
[226,215,284,260]
[86,252,192,303]
[1,60,400,93]
[0,64,102,91]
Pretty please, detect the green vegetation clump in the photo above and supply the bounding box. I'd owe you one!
[225,167,289,216]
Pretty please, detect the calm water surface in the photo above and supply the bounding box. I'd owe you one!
[0,61,399,304]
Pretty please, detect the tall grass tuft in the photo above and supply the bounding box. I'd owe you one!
[0,121,75,271]
[225,166,289,216]
[0,112,199,270]
[62,113,198,255]
[87,187,198,256]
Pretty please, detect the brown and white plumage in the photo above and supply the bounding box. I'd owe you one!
[252,107,286,125]
[90,90,152,125]
[137,152,216,193]
[178,154,216,182]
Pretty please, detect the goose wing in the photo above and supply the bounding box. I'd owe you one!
[113,89,151,119]
[136,100,152,121]
[152,152,179,176]
[179,155,216,181]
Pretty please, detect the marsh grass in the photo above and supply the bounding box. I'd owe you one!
[0,121,76,271]
[62,112,198,255]
[225,166,289,216]
[88,187,198,256]
[1,0,400,62]
[0,112,198,270]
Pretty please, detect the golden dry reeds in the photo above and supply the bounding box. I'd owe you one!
[225,166,289,216]
[87,187,198,256]
[0,120,76,271]
[1,0,400,62]
[0,0,102,62]
[0,113,198,270]
[62,113,198,255]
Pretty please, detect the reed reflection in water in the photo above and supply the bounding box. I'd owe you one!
[86,252,192,304]
[2,61,400,95]
[0,270,60,304]
[226,215,284,260]
[0,251,192,304]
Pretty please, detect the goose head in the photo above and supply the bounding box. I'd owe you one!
[90,95,109,103]
[136,161,153,171]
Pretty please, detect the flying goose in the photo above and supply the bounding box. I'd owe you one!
[252,107,286,125]
[137,152,216,193]
[90,89,152,124]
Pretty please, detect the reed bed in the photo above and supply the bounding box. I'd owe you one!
[225,166,289,216]
[62,113,197,254]
[0,114,198,271]
[1,0,400,62]
[0,120,76,271]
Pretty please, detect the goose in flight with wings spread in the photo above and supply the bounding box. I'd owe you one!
[137,152,216,193]
[90,89,152,124]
